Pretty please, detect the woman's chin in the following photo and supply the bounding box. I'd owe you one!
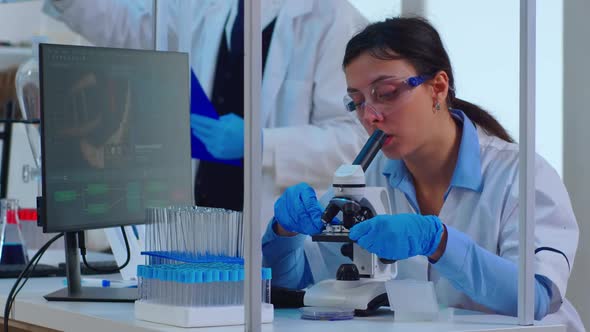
[382,146,403,160]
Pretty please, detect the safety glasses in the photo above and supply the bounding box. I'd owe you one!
[343,75,430,116]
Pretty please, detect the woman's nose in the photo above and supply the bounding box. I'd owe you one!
[362,103,384,124]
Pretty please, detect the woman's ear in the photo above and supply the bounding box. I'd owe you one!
[430,71,449,105]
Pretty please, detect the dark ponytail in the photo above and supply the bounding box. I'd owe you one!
[452,98,513,142]
[343,17,514,143]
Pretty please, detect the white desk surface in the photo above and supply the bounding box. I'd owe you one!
[0,277,565,332]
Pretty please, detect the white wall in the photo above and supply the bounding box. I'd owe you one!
[348,0,401,22]
[427,0,563,176]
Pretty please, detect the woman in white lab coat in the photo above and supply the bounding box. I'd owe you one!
[44,0,368,222]
[263,17,584,331]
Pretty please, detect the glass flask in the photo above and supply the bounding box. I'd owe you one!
[15,36,47,178]
[0,199,29,265]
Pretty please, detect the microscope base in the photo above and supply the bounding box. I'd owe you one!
[303,278,389,315]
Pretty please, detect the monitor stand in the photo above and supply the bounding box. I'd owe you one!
[44,232,138,302]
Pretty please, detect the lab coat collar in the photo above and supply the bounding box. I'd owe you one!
[447,109,483,193]
[382,109,483,196]
[262,0,285,28]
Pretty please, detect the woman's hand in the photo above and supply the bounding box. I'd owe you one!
[349,213,446,261]
[273,183,325,236]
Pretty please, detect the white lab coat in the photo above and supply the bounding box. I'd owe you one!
[47,0,368,224]
[307,126,584,332]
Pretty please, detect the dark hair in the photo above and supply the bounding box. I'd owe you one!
[343,17,514,143]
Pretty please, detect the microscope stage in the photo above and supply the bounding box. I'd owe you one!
[311,232,351,243]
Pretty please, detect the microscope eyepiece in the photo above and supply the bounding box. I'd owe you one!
[352,129,387,172]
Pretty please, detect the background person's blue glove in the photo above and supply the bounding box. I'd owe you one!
[274,183,324,235]
[349,214,444,260]
[190,113,244,159]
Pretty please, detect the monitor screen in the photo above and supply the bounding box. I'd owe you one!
[39,44,193,233]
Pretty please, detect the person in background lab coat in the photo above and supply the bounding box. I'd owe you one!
[44,0,368,222]
[263,17,584,332]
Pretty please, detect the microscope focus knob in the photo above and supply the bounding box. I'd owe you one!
[336,264,360,281]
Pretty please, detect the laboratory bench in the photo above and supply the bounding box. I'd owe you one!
[0,277,565,332]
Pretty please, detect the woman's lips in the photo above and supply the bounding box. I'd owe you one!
[383,135,394,146]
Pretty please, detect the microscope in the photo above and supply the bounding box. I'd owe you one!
[303,129,396,315]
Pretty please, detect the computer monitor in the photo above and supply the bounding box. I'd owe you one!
[38,44,193,301]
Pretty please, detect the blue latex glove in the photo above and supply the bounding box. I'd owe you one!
[190,113,244,159]
[349,214,444,260]
[274,183,324,235]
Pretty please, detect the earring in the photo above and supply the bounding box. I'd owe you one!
[434,102,441,113]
